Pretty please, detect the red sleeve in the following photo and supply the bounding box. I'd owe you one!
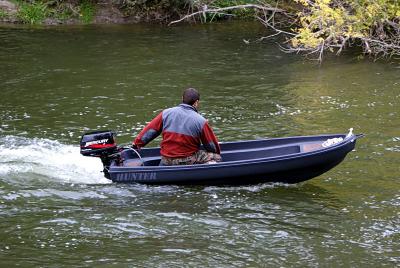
[133,112,163,148]
[200,121,221,154]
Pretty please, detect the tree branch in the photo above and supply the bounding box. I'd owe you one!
[168,4,285,26]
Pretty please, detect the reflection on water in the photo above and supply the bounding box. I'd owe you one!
[0,22,399,266]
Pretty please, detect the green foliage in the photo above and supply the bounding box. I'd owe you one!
[79,0,95,24]
[53,9,73,21]
[352,0,400,29]
[291,0,400,54]
[115,0,188,14]
[0,10,8,19]
[43,0,74,21]
[209,0,259,20]
[197,0,274,21]
[17,1,48,24]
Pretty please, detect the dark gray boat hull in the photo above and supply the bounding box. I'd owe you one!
[106,134,361,185]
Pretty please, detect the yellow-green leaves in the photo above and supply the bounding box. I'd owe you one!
[290,0,400,58]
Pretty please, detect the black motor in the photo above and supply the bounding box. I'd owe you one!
[80,130,117,157]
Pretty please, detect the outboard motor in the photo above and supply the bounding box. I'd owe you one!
[80,130,119,179]
[80,130,117,157]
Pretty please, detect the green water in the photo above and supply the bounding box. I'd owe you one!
[0,22,399,267]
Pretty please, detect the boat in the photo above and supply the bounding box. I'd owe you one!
[80,129,363,185]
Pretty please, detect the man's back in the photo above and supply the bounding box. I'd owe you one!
[133,87,221,165]
[161,104,206,157]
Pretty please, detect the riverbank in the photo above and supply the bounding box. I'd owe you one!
[0,0,186,25]
[2,1,399,62]
[0,0,285,25]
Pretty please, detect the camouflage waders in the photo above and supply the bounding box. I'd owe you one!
[161,150,221,166]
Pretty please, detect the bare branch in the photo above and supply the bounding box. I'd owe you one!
[256,31,282,42]
[336,36,349,55]
[167,1,400,62]
[168,4,284,26]
[318,40,325,63]
[256,15,296,36]
[363,38,400,50]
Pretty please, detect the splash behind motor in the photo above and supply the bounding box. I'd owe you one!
[80,130,121,178]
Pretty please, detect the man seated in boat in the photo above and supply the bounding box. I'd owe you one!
[132,88,221,165]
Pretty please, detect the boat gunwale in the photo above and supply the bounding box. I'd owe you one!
[109,133,358,173]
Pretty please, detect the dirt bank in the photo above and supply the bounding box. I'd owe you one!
[0,0,178,25]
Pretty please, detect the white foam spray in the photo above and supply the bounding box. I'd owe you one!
[0,136,110,184]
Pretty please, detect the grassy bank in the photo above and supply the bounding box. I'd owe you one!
[0,0,199,24]
[0,0,106,24]
[0,0,282,25]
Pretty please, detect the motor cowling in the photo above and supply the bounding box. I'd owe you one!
[80,130,117,157]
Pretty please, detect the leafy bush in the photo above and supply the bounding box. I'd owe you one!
[0,9,8,19]
[171,0,400,59]
[290,0,400,59]
[79,0,96,24]
[17,1,48,24]
[113,0,190,18]
[206,0,261,20]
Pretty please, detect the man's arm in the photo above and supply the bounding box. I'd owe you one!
[200,122,221,154]
[133,112,163,148]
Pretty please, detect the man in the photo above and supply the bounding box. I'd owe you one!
[132,88,222,165]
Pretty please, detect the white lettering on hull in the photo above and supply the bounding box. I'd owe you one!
[115,172,157,182]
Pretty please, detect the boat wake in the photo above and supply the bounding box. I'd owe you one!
[0,135,110,185]
[203,182,298,193]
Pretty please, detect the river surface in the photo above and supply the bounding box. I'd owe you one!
[0,22,399,267]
